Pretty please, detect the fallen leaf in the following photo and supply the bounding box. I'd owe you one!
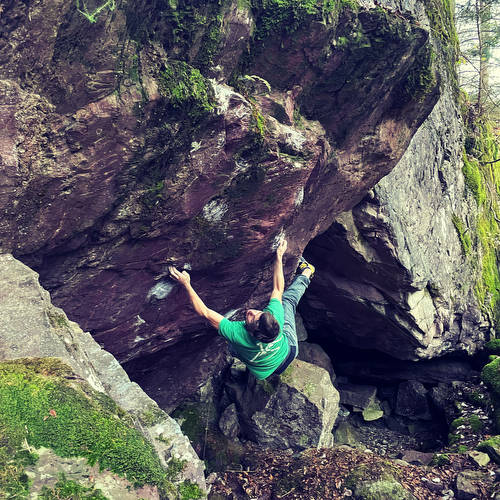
[49,409,57,417]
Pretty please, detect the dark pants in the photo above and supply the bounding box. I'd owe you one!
[273,274,310,375]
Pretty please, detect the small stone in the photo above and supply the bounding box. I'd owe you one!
[343,489,353,497]
[206,472,217,484]
[432,477,442,483]
[467,450,490,467]
[364,449,373,454]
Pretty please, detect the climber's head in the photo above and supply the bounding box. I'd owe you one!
[245,309,280,343]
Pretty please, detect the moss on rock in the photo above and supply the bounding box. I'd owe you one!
[0,358,185,498]
[345,463,416,500]
[481,356,500,432]
[158,60,215,121]
[477,435,500,464]
[486,339,500,355]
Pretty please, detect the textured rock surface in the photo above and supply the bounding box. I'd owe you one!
[297,341,336,382]
[301,86,490,360]
[338,382,378,409]
[395,380,432,420]
[0,0,440,379]
[0,254,205,491]
[233,359,340,450]
[26,448,160,500]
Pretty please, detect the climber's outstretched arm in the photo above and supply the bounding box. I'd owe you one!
[270,238,287,302]
[169,267,224,329]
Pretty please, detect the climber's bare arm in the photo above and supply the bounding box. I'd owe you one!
[169,267,224,329]
[270,238,287,302]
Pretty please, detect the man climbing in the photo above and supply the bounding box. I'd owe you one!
[168,239,314,380]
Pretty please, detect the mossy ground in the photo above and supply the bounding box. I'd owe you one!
[0,358,198,499]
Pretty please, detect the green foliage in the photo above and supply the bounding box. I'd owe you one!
[172,405,205,444]
[39,474,108,500]
[178,480,205,500]
[76,0,116,23]
[430,453,450,466]
[452,415,484,433]
[140,406,166,426]
[450,417,465,431]
[469,414,484,432]
[0,359,181,496]
[452,214,472,255]
[159,61,215,121]
[486,339,500,354]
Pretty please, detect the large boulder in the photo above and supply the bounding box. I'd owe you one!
[0,254,205,495]
[345,464,417,500]
[0,0,440,387]
[233,359,340,450]
[301,86,490,361]
[297,341,336,382]
[337,382,378,409]
[395,380,432,420]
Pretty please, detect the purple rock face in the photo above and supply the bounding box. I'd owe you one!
[0,1,441,383]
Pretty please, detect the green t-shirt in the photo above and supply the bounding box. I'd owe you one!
[218,298,289,380]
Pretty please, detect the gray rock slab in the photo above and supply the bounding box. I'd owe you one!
[0,254,205,490]
[337,382,377,409]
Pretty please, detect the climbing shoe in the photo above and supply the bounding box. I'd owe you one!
[297,256,315,279]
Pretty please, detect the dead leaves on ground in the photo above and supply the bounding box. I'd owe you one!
[209,445,496,500]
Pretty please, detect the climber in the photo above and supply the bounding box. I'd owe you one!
[168,238,314,380]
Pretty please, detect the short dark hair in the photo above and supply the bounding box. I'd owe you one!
[249,312,280,343]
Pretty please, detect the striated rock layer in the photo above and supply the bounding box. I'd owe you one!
[0,0,441,375]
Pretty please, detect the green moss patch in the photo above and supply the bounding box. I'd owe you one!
[460,121,500,329]
[463,151,485,205]
[159,60,215,121]
[0,427,34,500]
[482,356,500,431]
[452,214,472,255]
[250,0,338,41]
[477,435,500,464]
[39,473,108,499]
[485,339,500,355]
[0,358,186,497]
